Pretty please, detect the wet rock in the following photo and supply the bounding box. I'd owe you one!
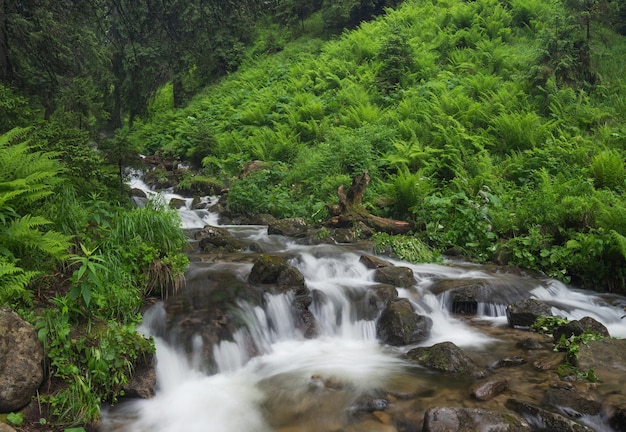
[248,254,306,290]
[268,218,308,238]
[349,396,389,413]
[131,187,148,198]
[405,341,485,378]
[196,225,246,253]
[248,213,277,225]
[610,405,626,432]
[543,388,602,417]
[517,337,551,350]
[578,316,610,337]
[506,298,553,328]
[470,375,509,401]
[430,278,534,315]
[422,407,530,432]
[374,266,415,288]
[122,352,156,399]
[169,197,187,209]
[576,339,626,379]
[492,356,527,369]
[532,352,567,371]
[294,292,317,339]
[360,254,393,269]
[369,284,398,309]
[0,307,44,412]
[505,398,595,431]
[332,227,362,243]
[376,299,432,346]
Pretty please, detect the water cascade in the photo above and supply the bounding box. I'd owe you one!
[101,181,626,431]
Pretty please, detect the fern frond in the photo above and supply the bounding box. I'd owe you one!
[0,257,39,306]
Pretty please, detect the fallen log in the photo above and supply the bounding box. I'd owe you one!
[326,171,413,235]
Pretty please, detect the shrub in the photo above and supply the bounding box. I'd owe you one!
[590,150,625,190]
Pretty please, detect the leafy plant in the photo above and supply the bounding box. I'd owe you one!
[372,232,437,263]
[590,150,625,190]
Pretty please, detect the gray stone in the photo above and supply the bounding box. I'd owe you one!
[359,254,393,269]
[505,398,595,431]
[506,298,553,328]
[196,225,245,253]
[543,388,602,417]
[576,339,626,378]
[0,307,44,412]
[374,266,415,288]
[376,299,432,346]
[406,341,485,378]
[268,218,308,238]
[470,375,509,401]
[422,407,530,432]
[248,254,305,290]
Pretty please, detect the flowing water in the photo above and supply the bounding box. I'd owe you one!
[101,184,626,431]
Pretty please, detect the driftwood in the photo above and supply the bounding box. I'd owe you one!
[326,171,413,235]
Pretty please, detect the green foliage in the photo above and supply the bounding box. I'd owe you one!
[372,232,437,263]
[0,128,72,306]
[590,149,625,190]
[228,168,311,219]
[121,0,626,293]
[37,309,154,424]
[6,412,24,426]
[531,316,570,334]
[383,169,433,219]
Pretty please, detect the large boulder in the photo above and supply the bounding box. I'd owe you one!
[0,307,44,412]
[196,225,245,253]
[506,298,553,328]
[374,266,415,288]
[376,299,432,346]
[248,255,305,290]
[422,407,530,432]
[430,277,534,315]
[406,341,485,378]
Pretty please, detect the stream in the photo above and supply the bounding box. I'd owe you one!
[100,180,626,431]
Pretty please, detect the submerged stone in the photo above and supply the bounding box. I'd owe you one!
[405,341,485,378]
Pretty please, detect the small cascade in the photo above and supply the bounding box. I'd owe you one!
[101,174,626,431]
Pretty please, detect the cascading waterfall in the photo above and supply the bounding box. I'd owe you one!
[101,179,626,431]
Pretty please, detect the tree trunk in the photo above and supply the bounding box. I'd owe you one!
[327,171,413,235]
[0,0,10,81]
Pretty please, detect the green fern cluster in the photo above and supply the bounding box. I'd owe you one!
[590,150,625,190]
[0,128,72,306]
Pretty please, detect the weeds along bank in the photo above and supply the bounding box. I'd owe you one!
[127,0,626,293]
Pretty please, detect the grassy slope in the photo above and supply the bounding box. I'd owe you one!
[130,0,626,291]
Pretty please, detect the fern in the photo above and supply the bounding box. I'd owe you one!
[0,257,39,306]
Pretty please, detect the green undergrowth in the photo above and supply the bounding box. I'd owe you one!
[126,0,626,292]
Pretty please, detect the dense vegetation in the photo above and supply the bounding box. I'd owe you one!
[130,0,626,292]
[1,0,626,428]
